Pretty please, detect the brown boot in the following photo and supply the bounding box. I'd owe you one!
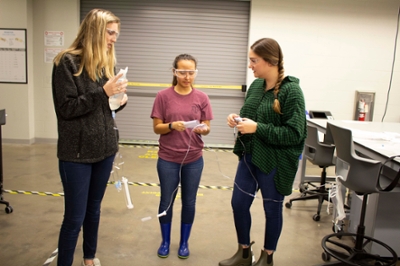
[219,242,255,266]
[253,250,273,266]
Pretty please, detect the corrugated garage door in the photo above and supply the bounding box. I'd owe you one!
[81,0,249,147]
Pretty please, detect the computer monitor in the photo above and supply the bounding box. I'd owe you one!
[309,110,334,120]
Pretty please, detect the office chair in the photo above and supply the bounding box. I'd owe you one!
[319,122,398,266]
[285,124,335,221]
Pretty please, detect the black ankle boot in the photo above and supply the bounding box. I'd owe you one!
[254,250,273,266]
[219,241,255,266]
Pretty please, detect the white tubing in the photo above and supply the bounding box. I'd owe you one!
[122,176,134,209]
[157,211,167,217]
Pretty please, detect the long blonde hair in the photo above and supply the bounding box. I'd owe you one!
[251,38,284,114]
[54,9,120,81]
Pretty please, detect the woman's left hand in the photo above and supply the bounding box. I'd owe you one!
[103,73,128,97]
[236,118,257,134]
[120,94,128,106]
[193,124,209,135]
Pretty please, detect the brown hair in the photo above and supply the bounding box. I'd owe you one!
[54,9,120,81]
[171,54,198,86]
[251,38,284,114]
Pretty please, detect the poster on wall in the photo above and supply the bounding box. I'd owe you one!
[0,28,27,84]
[44,31,64,47]
[45,48,62,63]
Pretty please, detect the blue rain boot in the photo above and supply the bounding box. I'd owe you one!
[178,223,192,259]
[157,223,171,258]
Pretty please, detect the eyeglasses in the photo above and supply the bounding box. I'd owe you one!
[174,69,198,78]
[249,58,260,66]
[106,28,119,39]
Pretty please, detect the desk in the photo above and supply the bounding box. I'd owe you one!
[307,119,400,257]
[308,119,400,166]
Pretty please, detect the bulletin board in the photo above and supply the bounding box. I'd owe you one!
[0,29,27,84]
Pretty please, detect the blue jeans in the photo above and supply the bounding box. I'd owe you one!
[157,157,203,224]
[57,155,115,266]
[232,154,284,251]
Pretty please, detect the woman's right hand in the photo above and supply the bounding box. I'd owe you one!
[172,121,187,131]
[227,113,240,128]
[103,73,128,97]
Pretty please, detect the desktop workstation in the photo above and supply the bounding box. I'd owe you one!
[307,118,400,257]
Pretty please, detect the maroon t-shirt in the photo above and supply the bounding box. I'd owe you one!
[151,86,213,163]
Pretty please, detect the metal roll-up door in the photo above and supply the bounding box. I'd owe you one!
[81,0,250,147]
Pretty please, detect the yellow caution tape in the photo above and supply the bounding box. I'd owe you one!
[4,182,232,197]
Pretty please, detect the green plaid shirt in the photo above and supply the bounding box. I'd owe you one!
[233,76,307,195]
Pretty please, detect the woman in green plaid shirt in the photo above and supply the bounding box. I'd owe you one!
[219,38,307,266]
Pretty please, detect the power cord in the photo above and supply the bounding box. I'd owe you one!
[233,126,283,203]
[142,123,205,221]
[381,3,400,122]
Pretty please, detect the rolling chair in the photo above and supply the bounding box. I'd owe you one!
[319,122,399,266]
[285,124,335,221]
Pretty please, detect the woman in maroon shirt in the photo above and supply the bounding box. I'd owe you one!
[150,54,213,260]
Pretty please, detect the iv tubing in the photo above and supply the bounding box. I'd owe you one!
[122,176,134,209]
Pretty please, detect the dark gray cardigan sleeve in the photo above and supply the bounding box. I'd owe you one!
[52,54,108,120]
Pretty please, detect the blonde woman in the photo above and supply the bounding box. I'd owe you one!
[52,9,128,266]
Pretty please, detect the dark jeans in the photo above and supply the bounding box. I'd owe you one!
[57,155,115,266]
[157,157,203,224]
[232,154,284,251]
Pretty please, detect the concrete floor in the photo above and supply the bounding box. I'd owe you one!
[0,143,397,266]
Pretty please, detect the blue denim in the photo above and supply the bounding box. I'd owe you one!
[57,155,115,266]
[157,157,203,224]
[231,154,284,251]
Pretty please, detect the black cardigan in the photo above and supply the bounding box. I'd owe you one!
[52,53,125,163]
